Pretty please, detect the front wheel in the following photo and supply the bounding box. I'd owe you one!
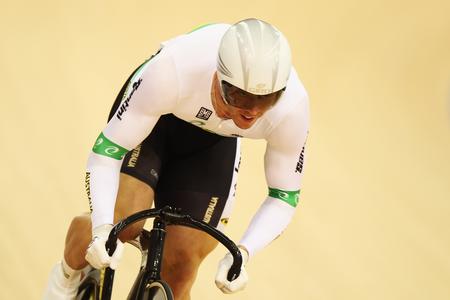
[76,269,102,300]
[145,280,174,300]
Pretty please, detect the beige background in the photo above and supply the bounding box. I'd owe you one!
[1,0,449,299]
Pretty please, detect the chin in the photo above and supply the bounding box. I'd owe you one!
[233,119,255,129]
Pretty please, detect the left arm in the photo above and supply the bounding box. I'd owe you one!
[215,98,309,293]
[239,101,309,257]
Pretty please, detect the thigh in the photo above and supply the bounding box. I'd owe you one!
[114,173,154,222]
[164,225,219,261]
[119,114,171,191]
[113,173,154,241]
[160,225,219,296]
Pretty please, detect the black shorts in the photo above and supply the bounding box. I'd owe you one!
[108,63,240,229]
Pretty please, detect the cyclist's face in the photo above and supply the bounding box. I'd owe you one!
[211,73,277,129]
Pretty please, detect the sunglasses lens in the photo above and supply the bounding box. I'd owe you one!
[220,81,284,110]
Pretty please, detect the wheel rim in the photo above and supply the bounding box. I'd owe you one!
[146,281,172,300]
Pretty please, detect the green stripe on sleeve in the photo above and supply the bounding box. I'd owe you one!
[268,188,301,207]
[92,132,129,160]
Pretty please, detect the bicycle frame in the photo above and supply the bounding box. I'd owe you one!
[126,217,167,299]
[100,206,243,300]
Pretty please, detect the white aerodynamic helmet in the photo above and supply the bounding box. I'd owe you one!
[217,18,292,96]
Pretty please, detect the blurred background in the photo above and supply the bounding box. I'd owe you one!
[1,0,449,299]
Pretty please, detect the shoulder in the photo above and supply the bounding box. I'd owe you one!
[157,24,230,97]
[126,48,179,114]
[163,23,230,44]
[162,24,229,75]
[161,23,230,58]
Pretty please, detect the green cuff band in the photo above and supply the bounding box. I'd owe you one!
[92,132,129,160]
[268,188,300,207]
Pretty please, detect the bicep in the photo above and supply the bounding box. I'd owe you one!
[102,48,178,150]
[264,107,309,191]
[264,142,305,191]
[103,111,160,151]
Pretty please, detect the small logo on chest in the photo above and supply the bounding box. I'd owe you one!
[196,107,213,120]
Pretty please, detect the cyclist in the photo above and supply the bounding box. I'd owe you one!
[44,18,309,299]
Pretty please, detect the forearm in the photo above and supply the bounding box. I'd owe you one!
[86,152,123,228]
[239,196,296,258]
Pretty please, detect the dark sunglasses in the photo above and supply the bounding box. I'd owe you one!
[219,80,285,110]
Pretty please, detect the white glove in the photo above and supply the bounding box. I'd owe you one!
[85,224,124,270]
[215,246,249,294]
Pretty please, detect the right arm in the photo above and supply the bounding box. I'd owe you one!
[86,48,178,229]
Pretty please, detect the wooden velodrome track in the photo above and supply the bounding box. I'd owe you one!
[1,1,449,299]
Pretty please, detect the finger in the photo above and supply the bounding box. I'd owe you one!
[215,268,226,284]
[229,279,246,292]
[215,260,230,283]
[229,271,248,292]
[220,284,233,294]
[215,279,224,289]
[110,240,124,270]
[85,250,104,269]
[94,242,111,265]
[84,251,96,269]
[85,241,111,269]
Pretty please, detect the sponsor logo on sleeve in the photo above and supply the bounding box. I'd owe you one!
[85,172,93,212]
[268,188,300,207]
[116,78,143,120]
[295,146,305,173]
[92,132,129,160]
[196,107,213,120]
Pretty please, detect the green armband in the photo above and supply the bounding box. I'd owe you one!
[268,187,300,207]
[92,132,129,160]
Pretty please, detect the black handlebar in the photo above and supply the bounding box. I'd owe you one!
[101,206,242,299]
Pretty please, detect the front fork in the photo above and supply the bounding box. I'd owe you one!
[145,217,167,281]
[128,217,167,299]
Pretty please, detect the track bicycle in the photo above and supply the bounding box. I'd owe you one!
[76,206,243,300]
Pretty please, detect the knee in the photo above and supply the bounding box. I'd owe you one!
[66,214,91,239]
[163,247,201,285]
[64,214,92,269]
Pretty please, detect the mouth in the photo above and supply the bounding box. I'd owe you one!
[231,114,257,129]
[240,114,256,121]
